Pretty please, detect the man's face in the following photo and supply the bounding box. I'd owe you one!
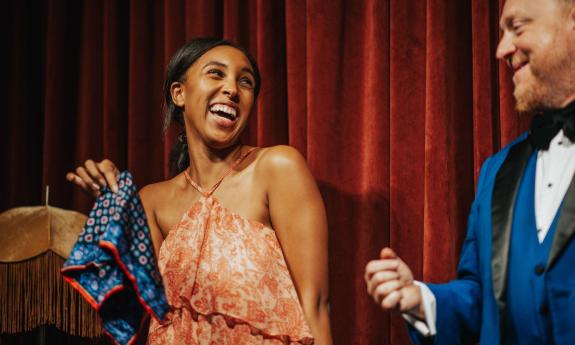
[496,0,575,112]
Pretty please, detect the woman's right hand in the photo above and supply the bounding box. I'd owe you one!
[66,159,120,197]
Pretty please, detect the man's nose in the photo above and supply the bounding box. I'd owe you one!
[496,31,515,62]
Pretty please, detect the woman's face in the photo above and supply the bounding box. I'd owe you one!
[172,45,256,149]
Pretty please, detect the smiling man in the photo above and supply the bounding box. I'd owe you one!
[365,0,575,344]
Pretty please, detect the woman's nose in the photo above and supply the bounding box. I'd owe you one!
[222,80,238,99]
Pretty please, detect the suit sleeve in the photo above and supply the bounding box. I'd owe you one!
[407,157,493,345]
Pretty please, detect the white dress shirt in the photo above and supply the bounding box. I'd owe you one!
[406,130,575,336]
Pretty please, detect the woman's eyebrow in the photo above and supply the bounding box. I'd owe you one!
[202,61,227,69]
[202,61,254,78]
[241,67,255,78]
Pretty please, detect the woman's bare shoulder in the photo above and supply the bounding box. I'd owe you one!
[255,145,308,172]
[252,145,314,194]
[138,175,183,208]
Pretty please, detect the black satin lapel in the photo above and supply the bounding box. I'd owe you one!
[491,140,533,312]
[547,173,575,268]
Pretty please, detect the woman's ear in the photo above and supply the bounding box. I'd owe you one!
[569,5,575,32]
[171,81,185,107]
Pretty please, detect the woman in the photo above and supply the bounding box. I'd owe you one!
[67,38,332,344]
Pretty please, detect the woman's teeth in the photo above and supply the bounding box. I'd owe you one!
[210,104,237,120]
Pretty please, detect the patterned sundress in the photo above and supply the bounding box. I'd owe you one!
[148,149,314,344]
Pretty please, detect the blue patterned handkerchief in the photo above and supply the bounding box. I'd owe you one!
[62,171,168,345]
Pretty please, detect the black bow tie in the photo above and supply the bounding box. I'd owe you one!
[529,101,575,150]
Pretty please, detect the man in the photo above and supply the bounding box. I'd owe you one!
[365,0,575,344]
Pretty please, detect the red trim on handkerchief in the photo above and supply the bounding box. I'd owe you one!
[60,266,146,345]
[99,240,163,321]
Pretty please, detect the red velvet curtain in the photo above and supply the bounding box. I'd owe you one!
[2,0,532,344]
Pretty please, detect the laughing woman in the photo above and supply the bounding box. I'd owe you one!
[67,38,332,344]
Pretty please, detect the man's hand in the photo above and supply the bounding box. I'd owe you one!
[364,247,424,319]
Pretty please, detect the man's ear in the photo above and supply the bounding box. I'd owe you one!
[171,81,185,107]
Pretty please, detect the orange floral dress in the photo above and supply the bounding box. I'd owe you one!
[148,149,314,345]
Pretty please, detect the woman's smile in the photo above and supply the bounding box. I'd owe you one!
[208,102,239,128]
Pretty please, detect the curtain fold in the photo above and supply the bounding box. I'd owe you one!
[388,0,426,341]
[2,0,529,344]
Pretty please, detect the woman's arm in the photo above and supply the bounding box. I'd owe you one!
[66,159,164,256]
[139,185,165,258]
[262,146,332,345]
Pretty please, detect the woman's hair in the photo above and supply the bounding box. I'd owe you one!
[163,37,261,173]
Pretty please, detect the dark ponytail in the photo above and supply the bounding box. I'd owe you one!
[169,132,189,174]
[163,37,261,174]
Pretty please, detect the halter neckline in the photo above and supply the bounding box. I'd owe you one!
[183,147,257,197]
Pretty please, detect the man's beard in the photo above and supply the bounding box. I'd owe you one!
[513,79,555,113]
[514,51,575,113]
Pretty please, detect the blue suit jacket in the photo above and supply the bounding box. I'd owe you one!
[409,133,575,345]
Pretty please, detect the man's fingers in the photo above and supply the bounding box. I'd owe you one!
[381,290,402,310]
[364,250,421,314]
[372,279,402,304]
[365,259,400,280]
[398,284,423,314]
[396,259,415,285]
[380,247,397,259]
[367,270,400,294]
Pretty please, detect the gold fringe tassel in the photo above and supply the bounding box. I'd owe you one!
[0,251,103,337]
